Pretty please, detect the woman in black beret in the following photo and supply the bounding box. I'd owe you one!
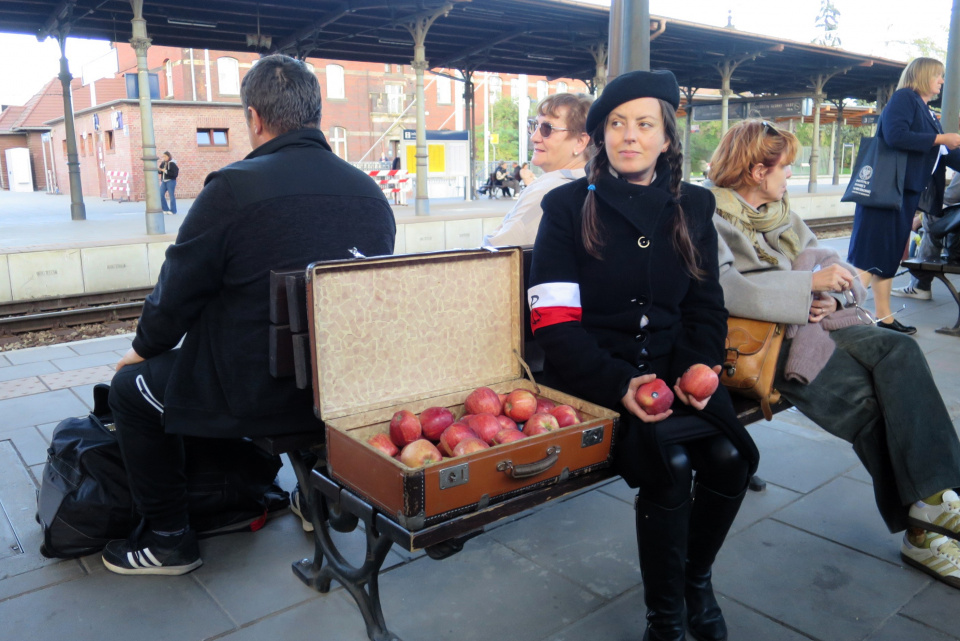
[528,69,758,641]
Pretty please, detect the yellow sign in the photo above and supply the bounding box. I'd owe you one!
[490,133,499,145]
[405,144,446,173]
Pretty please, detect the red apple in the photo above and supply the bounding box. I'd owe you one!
[419,406,455,441]
[522,412,560,436]
[549,404,581,428]
[398,439,443,468]
[453,437,490,456]
[679,364,719,402]
[535,397,557,414]
[367,433,399,458]
[636,378,674,415]
[494,428,527,444]
[465,413,502,445]
[464,386,502,416]
[498,393,508,406]
[495,414,519,431]
[439,423,479,456]
[503,389,538,422]
[389,410,421,448]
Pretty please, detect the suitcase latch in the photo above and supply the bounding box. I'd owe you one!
[581,426,604,448]
[439,462,469,489]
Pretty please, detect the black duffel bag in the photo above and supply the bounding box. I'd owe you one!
[37,383,290,559]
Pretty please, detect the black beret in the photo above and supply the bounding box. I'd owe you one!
[586,69,680,134]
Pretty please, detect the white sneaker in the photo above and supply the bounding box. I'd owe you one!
[909,490,960,539]
[891,286,932,300]
[901,531,960,589]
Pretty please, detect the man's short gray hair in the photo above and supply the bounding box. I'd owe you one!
[240,54,322,134]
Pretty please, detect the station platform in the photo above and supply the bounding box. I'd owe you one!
[0,181,850,303]
[0,234,958,641]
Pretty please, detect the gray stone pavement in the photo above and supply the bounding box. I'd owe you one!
[1,230,960,639]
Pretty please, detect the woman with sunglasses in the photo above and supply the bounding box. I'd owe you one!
[483,93,592,246]
[710,119,960,591]
[529,70,759,641]
[848,57,960,332]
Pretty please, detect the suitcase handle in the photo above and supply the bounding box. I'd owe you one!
[497,445,561,479]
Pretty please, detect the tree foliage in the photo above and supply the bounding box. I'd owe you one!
[814,0,841,48]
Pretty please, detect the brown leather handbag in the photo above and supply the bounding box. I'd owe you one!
[721,317,785,420]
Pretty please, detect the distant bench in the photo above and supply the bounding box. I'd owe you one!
[257,247,789,641]
[901,258,960,336]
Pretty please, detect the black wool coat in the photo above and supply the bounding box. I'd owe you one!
[529,167,759,485]
[132,128,396,438]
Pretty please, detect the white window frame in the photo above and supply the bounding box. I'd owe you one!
[164,59,174,98]
[436,74,452,105]
[330,126,348,159]
[557,81,568,94]
[326,64,345,100]
[537,80,549,102]
[216,56,240,95]
[385,83,405,113]
[489,75,502,103]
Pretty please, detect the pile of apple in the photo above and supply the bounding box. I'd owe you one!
[634,363,719,414]
[366,386,583,468]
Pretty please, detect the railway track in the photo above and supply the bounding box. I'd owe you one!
[807,215,854,236]
[0,288,152,336]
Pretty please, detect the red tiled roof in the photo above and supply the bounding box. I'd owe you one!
[0,106,26,133]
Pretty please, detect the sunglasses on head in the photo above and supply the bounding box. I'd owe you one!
[528,118,571,138]
[761,120,783,136]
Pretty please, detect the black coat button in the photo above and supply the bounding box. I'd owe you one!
[636,362,651,374]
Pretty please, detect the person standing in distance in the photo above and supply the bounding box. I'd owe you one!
[158,151,179,214]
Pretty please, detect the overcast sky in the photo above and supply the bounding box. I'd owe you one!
[0,0,953,107]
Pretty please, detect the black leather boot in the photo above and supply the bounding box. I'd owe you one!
[684,483,747,641]
[637,496,691,641]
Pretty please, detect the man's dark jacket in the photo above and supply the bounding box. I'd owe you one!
[132,128,396,438]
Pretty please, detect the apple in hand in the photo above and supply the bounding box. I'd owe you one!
[522,412,560,436]
[636,378,674,415]
[367,433,399,458]
[678,364,719,402]
[464,386,503,416]
[439,422,479,456]
[420,406,455,441]
[549,404,581,428]
[398,439,443,468]
[389,410,422,448]
[503,389,538,422]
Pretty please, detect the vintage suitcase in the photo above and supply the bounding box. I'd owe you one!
[306,248,620,531]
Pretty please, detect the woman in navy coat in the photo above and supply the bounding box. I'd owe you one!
[529,70,759,641]
[847,57,960,333]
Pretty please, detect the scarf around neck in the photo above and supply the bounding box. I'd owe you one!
[711,187,801,264]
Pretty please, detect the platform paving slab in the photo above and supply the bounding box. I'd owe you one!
[489,490,641,599]
[714,519,929,641]
[898,579,960,639]
[0,388,88,432]
[864,613,960,641]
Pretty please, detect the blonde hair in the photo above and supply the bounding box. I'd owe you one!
[709,120,800,191]
[898,57,944,94]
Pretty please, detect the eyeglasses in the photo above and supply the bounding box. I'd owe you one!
[528,119,570,138]
[761,120,783,136]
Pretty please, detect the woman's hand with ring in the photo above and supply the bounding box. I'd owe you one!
[622,374,673,423]
[812,264,854,293]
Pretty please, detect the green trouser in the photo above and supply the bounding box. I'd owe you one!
[775,324,960,532]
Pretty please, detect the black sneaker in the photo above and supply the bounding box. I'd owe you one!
[102,523,202,576]
[877,318,917,335]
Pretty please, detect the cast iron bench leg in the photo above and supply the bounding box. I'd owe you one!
[933,273,960,336]
[292,484,399,641]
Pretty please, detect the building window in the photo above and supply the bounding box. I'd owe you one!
[326,64,345,99]
[537,80,549,101]
[105,130,115,153]
[197,128,229,147]
[489,75,502,103]
[164,59,174,98]
[436,74,452,105]
[330,126,347,159]
[62,140,68,158]
[78,135,85,157]
[385,84,405,113]
[384,63,391,73]
[217,57,239,95]
[557,81,568,94]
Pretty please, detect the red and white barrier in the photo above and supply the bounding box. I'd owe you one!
[367,169,409,205]
[107,170,130,201]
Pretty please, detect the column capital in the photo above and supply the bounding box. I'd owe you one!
[411,59,429,72]
[130,36,152,56]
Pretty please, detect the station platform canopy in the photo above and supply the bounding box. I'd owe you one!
[2,0,905,101]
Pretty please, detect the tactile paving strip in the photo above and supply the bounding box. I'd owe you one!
[39,366,115,390]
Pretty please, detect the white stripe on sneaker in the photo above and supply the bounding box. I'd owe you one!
[141,548,162,566]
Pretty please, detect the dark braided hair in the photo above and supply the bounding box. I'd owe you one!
[580,99,704,280]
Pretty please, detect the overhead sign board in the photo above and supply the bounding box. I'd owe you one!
[693,98,806,122]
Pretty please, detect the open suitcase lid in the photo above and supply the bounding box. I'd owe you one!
[306,248,526,423]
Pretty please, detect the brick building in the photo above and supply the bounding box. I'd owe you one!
[2,42,587,199]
